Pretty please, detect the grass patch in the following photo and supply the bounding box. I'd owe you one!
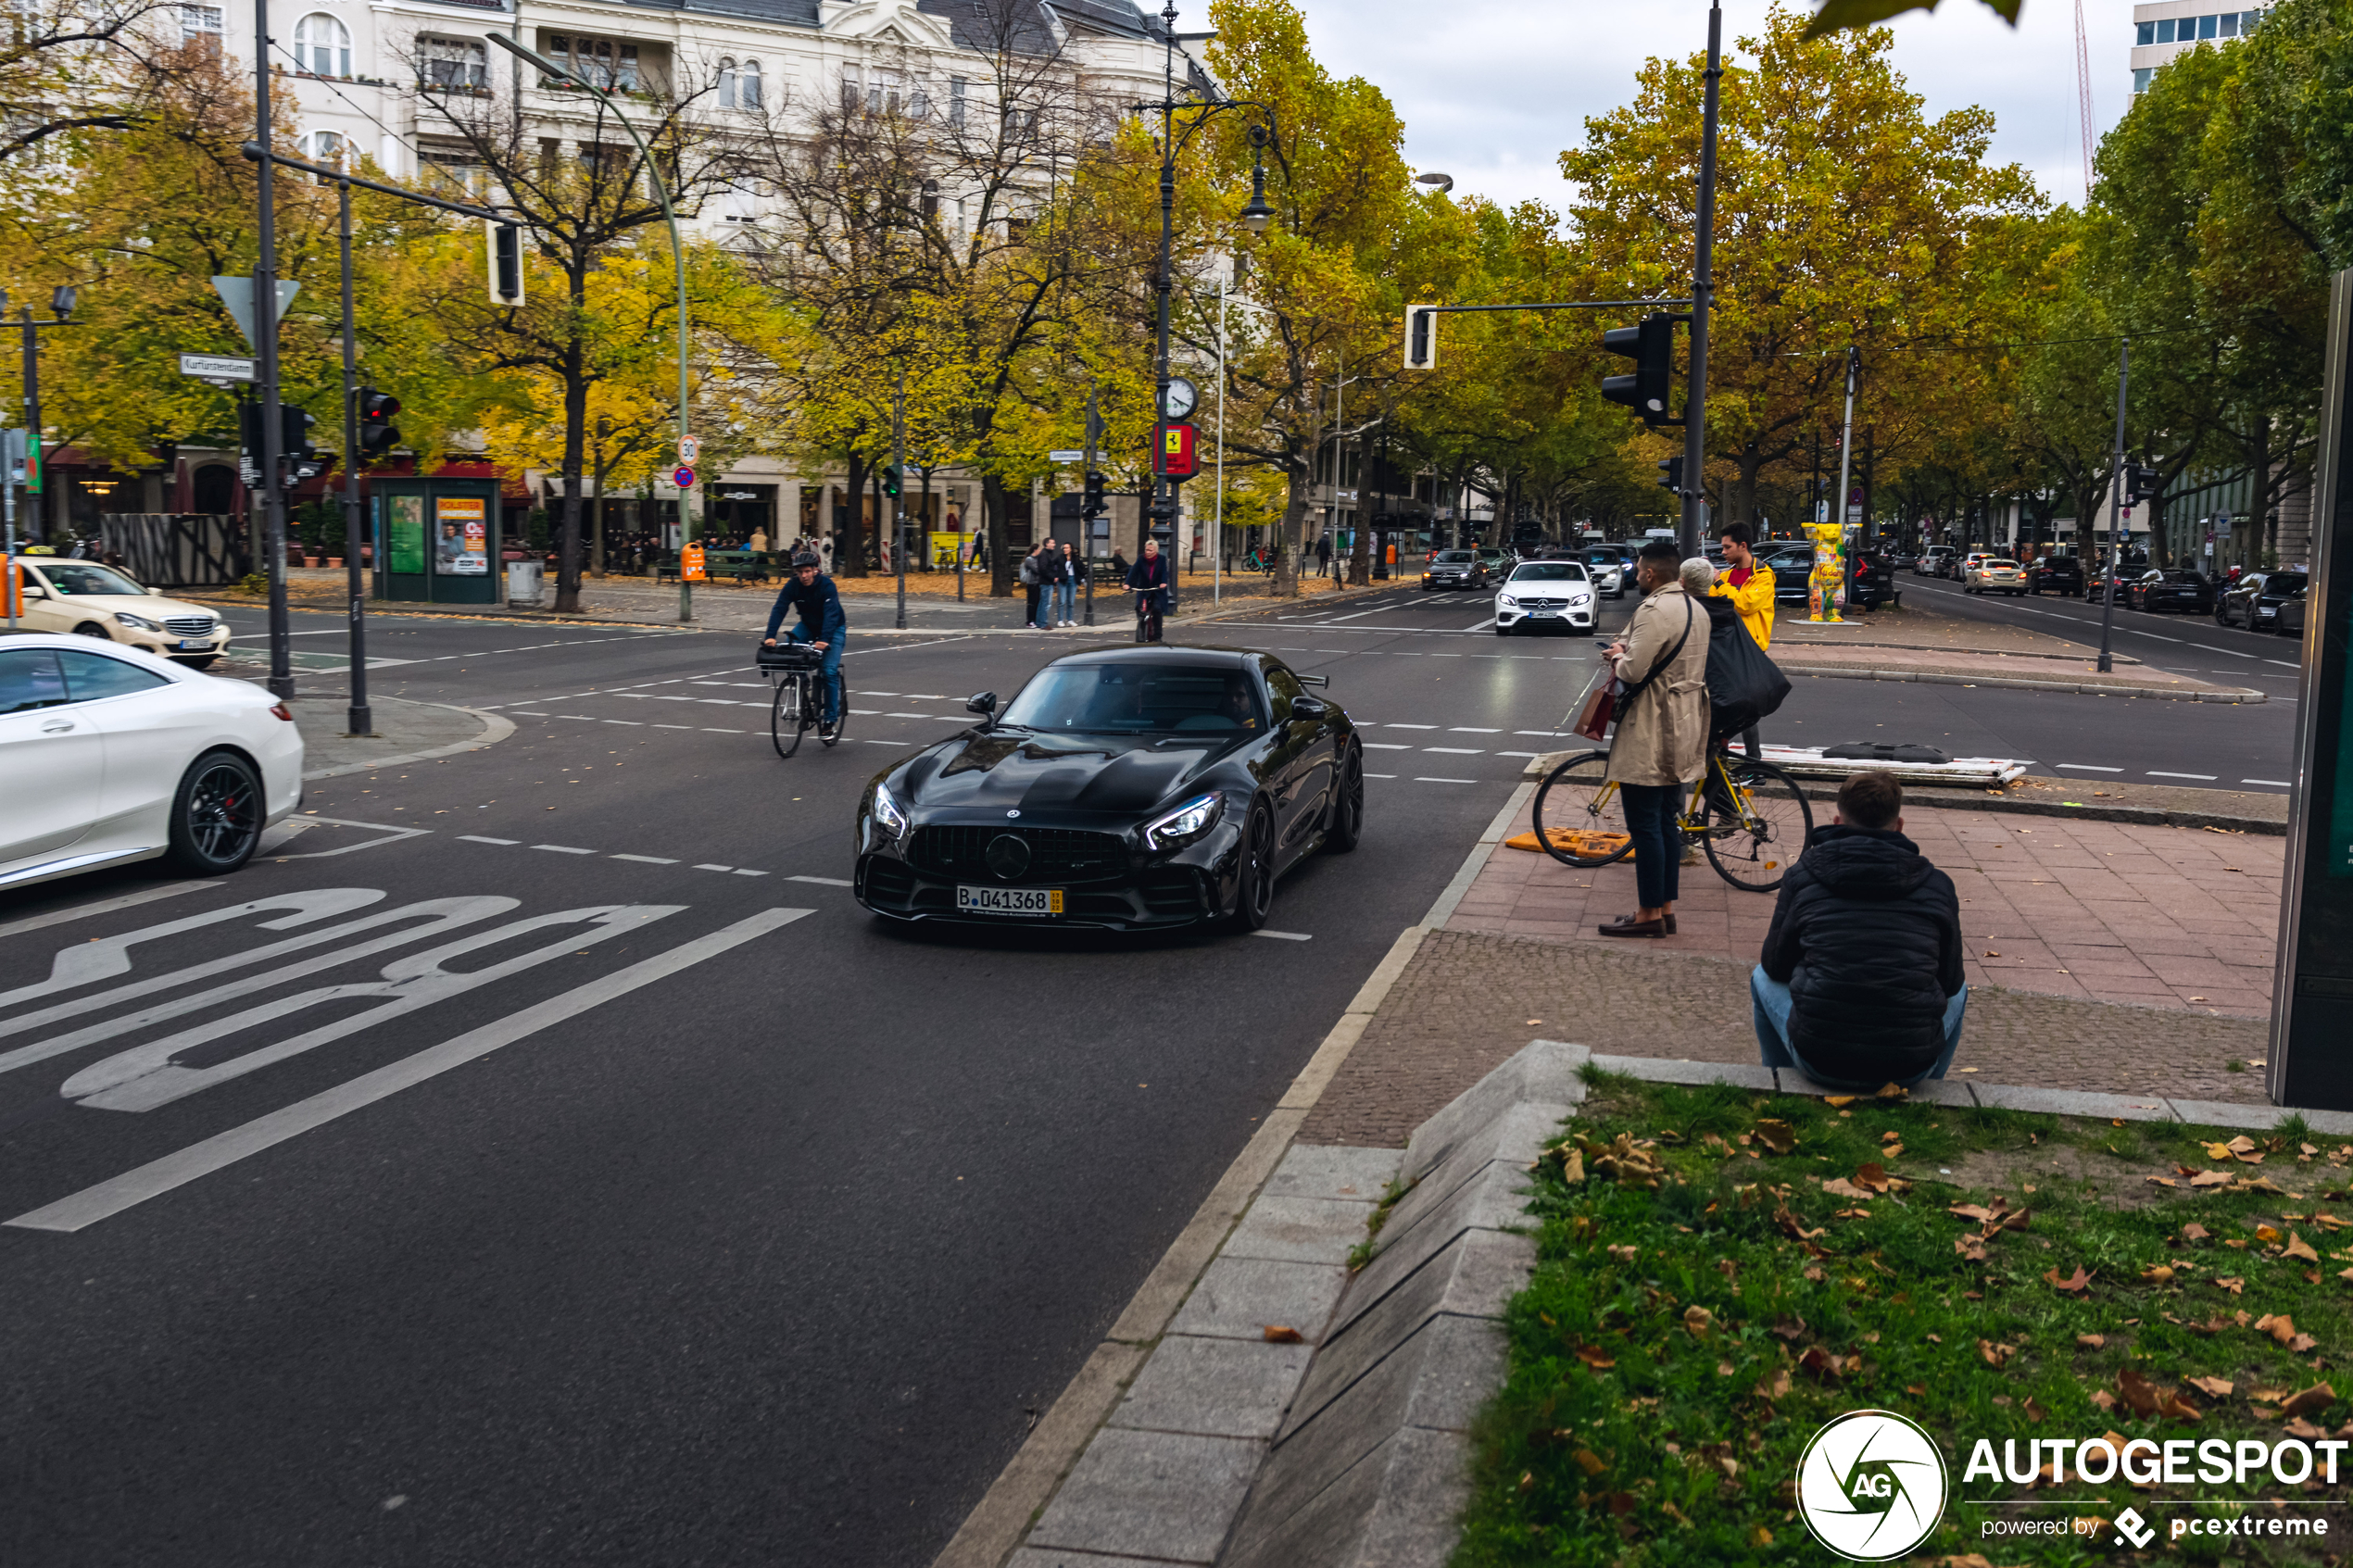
[1455,1081,2353,1565]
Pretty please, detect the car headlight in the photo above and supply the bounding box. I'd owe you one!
[870,780,910,840]
[1569,588,1592,602]
[1144,791,1223,850]
[1496,594,1517,608]
[113,611,160,632]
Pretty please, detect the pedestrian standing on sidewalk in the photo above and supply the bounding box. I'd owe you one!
[1020,543,1045,629]
[1315,532,1332,577]
[1037,542,1067,628]
[1596,538,1711,938]
[1753,771,1967,1087]
[1711,522,1776,760]
[1058,542,1080,626]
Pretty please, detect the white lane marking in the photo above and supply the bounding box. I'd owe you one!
[702,728,744,734]
[1459,618,1494,632]
[2245,778,2293,785]
[0,897,518,1073]
[0,881,213,944]
[904,694,947,699]
[885,712,934,720]
[459,835,520,846]
[515,711,550,718]
[611,854,678,864]
[0,890,384,1011]
[1425,746,1484,755]
[692,863,734,872]
[602,720,644,726]
[273,819,434,860]
[7,909,809,1233]
[863,738,912,746]
[533,845,598,855]
[857,690,900,696]
[2269,659,2299,668]
[1365,743,1411,750]
[1385,723,1439,730]
[1252,930,1313,941]
[731,869,770,877]
[1449,727,1503,734]
[654,724,692,730]
[2054,763,2124,771]
[58,905,684,1114]
[1365,772,1399,779]
[1415,776,1478,784]
[1498,750,1541,759]
[789,875,854,887]
[2147,771,2219,781]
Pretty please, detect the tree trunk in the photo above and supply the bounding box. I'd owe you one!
[555,357,587,615]
[984,470,1013,597]
[841,452,869,577]
[1276,454,1310,598]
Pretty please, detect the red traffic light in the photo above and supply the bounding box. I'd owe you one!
[360,390,402,420]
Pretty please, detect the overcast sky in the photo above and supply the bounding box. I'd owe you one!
[1299,0,2145,216]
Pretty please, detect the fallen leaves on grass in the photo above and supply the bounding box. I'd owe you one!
[2280,1383,2338,1418]
[1752,1119,1797,1155]
[2045,1265,2093,1294]
[2186,1375,2235,1399]
[2078,1333,2107,1349]
[1980,1339,2017,1368]
[2286,1232,2322,1263]
[2183,1223,2211,1243]
[1574,1448,1608,1476]
[1575,1345,1617,1371]
[2258,1313,2321,1353]
[1682,1305,1715,1338]
[1583,1135,1667,1191]
[2190,1170,2235,1188]
[1755,1368,1792,1400]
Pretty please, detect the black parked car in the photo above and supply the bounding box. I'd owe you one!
[1849,551,1903,610]
[2082,562,2136,605]
[2245,571,2308,635]
[853,646,1362,932]
[1421,549,1490,591]
[2027,555,2084,596]
[2126,568,2218,615]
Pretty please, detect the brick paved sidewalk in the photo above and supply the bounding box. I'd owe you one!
[1299,796,2284,1150]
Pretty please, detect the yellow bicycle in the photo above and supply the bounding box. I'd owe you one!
[1530,746,1813,892]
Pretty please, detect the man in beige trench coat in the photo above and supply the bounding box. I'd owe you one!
[1598,538,1713,937]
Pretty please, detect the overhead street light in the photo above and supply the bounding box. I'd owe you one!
[1241,127,1273,233]
[1415,171,1453,194]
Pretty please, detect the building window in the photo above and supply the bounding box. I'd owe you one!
[738,58,760,110]
[909,82,929,119]
[2219,11,2241,35]
[418,138,486,194]
[420,36,485,89]
[950,76,966,128]
[920,178,938,221]
[308,129,346,165]
[2197,12,2216,36]
[718,56,736,107]
[2133,65,2153,93]
[840,65,860,112]
[541,32,637,92]
[2135,19,2154,44]
[179,4,221,40]
[2156,17,2176,42]
[293,11,347,76]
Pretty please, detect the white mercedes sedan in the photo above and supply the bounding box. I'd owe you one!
[0,635,303,891]
[1493,560,1597,635]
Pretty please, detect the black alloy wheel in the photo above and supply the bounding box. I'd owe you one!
[1326,744,1365,854]
[1232,801,1277,931]
[165,749,263,875]
[72,621,112,640]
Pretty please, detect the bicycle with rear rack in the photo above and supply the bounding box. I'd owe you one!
[759,641,846,758]
[1529,745,1812,892]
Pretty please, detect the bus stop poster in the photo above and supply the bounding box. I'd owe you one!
[435,497,488,575]
[385,495,426,575]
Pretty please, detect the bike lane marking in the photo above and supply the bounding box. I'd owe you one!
[6,907,811,1233]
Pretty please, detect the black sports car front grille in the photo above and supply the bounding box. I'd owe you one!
[862,857,918,906]
[907,825,1130,884]
[1140,869,1206,917]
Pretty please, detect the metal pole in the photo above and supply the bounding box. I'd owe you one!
[1083,382,1098,627]
[338,179,371,734]
[255,0,291,701]
[1828,344,1856,622]
[1151,0,1178,607]
[1680,0,1722,558]
[2097,337,2130,673]
[19,311,34,547]
[1214,276,1225,607]
[893,370,906,631]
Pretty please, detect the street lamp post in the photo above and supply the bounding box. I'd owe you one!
[6,286,76,549]
[485,32,694,622]
[1140,3,1270,609]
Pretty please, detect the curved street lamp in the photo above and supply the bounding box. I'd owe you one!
[485,31,697,621]
[1414,171,1454,194]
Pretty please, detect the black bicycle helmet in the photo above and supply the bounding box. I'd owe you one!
[790,549,821,570]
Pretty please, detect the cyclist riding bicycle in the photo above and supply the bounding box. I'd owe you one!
[762,548,847,739]
[1126,537,1171,641]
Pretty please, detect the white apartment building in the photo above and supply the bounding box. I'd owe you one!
[2130,2,2263,94]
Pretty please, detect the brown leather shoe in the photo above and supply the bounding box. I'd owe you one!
[1597,915,1665,938]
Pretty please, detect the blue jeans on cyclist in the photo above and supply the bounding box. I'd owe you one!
[787,624,844,724]
[1617,782,1681,909]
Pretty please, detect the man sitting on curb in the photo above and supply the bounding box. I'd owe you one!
[1754,770,1967,1088]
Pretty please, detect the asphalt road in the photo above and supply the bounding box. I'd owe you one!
[0,588,1578,1568]
[0,574,2305,1566]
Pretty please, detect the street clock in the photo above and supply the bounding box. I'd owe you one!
[1160,377,1199,420]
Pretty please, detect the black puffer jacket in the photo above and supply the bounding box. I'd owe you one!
[1758,825,1964,1082]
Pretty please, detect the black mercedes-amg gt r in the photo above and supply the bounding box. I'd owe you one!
[852,646,1365,932]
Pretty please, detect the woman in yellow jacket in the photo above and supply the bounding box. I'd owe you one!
[1711,521,1775,759]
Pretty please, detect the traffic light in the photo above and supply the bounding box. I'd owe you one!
[282,405,325,483]
[1403,306,1438,371]
[357,387,402,458]
[1656,455,1683,494]
[2125,462,2161,504]
[880,463,901,500]
[1083,470,1106,518]
[487,221,524,306]
[1602,312,1679,427]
